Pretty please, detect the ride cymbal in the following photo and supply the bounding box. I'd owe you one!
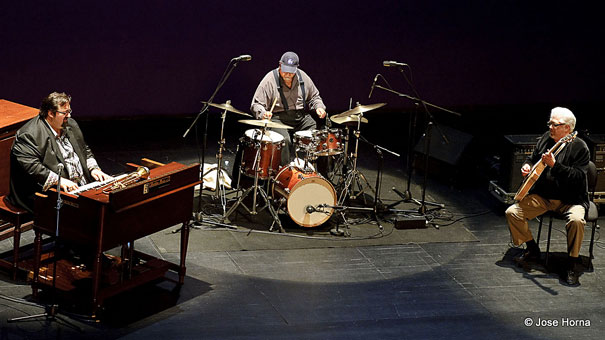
[330,115,368,125]
[331,102,386,120]
[238,119,293,129]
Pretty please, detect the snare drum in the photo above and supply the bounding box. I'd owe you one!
[240,129,284,179]
[272,166,336,227]
[314,128,343,156]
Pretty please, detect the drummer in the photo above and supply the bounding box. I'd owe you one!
[251,51,327,165]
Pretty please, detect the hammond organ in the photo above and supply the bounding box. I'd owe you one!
[31,161,200,314]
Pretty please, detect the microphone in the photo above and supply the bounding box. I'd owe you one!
[368,74,379,99]
[305,205,316,213]
[232,54,252,62]
[383,60,408,67]
[57,163,64,176]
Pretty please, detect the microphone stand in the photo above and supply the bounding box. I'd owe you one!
[373,83,457,214]
[183,58,244,227]
[395,66,460,213]
[329,137,397,236]
[372,146,384,232]
[323,203,375,237]
[358,135,401,206]
[8,166,84,330]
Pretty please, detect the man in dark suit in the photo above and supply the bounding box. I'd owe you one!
[9,92,112,213]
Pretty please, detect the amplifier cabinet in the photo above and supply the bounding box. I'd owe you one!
[499,134,541,192]
[584,134,605,192]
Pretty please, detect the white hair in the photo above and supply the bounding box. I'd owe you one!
[550,107,576,130]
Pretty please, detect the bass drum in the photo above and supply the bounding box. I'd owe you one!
[272,166,336,227]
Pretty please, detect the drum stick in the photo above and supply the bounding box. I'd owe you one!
[268,97,278,115]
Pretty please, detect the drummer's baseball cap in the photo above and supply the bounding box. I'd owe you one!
[279,51,299,73]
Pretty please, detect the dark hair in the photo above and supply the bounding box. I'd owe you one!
[39,92,71,118]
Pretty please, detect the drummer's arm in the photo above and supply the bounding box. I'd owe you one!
[309,91,326,119]
[251,73,275,120]
[303,73,326,119]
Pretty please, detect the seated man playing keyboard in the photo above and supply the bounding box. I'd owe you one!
[9,92,112,213]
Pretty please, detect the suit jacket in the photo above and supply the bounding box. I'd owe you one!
[8,116,95,213]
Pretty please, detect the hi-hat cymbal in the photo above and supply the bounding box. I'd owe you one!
[238,119,293,129]
[331,103,386,120]
[330,115,368,125]
[203,101,251,117]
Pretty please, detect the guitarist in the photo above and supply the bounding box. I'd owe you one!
[505,107,590,286]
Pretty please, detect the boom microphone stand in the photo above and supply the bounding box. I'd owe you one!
[372,69,459,214]
[183,55,251,226]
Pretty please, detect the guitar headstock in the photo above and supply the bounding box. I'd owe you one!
[562,131,578,143]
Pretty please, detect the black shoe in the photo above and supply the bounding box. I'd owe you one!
[514,249,541,264]
[565,269,580,286]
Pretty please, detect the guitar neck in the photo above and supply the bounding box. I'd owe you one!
[551,141,568,158]
[529,137,569,173]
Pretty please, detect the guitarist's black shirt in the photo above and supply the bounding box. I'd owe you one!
[527,131,590,209]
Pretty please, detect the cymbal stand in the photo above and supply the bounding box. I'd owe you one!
[337,113,376,206]
[222,126,285,233]
[201,102,231,213]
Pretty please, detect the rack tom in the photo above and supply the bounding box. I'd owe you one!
[293,130,317,152]
[315,128,343,156]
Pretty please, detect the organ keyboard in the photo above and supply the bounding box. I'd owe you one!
[31,161,201,315]
[68,173,127,195]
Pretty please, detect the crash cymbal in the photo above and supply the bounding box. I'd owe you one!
[203,101,251,117]
[331,103,386,120]
[330,115,368,125]
[238,119,293,129]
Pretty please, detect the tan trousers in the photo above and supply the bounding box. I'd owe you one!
[505,194,585,257]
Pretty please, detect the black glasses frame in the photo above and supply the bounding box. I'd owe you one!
[546,121,566,128]
[56,109,72,115]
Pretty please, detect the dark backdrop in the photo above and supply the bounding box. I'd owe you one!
[1,1,602,143]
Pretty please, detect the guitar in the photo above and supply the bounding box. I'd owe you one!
[514,131,577,201]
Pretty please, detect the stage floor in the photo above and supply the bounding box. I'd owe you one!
[1,119,604,339]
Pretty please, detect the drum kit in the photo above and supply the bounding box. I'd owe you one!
[204,100,387,234]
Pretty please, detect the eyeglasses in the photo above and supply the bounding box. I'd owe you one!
[56,109,72,115]
[547,121,566,128]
